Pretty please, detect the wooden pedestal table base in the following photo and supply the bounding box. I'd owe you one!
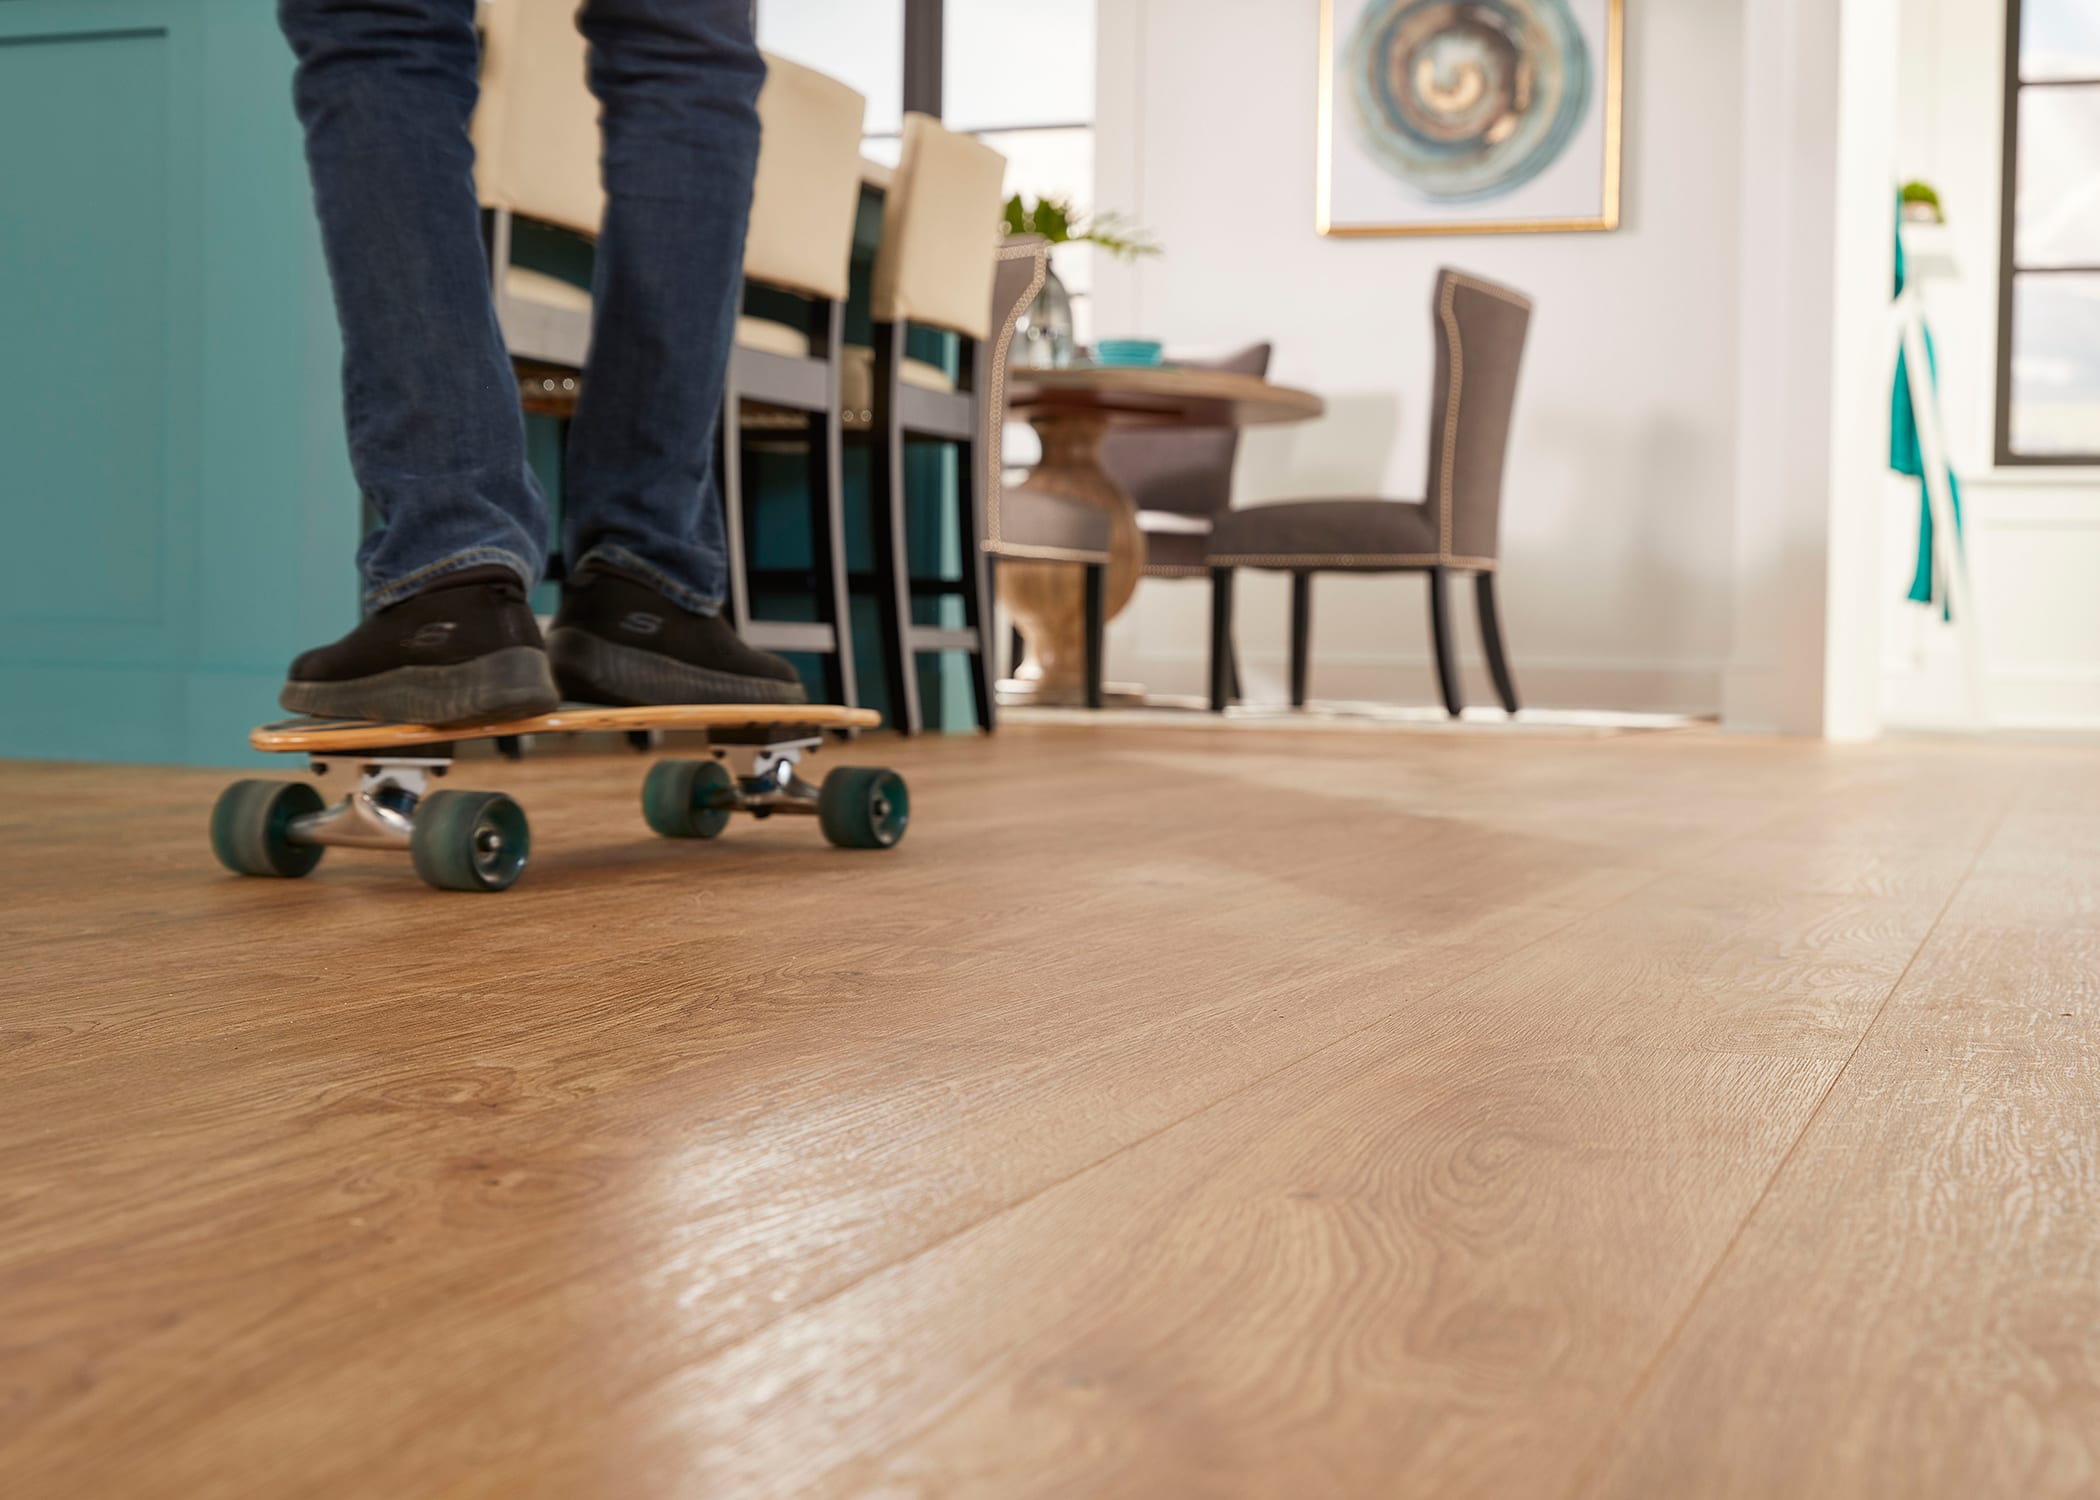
[997,366,1325,707]
[999,411,1145,705]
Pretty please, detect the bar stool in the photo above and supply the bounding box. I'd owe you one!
[718,58,867,709]
[847,113,1010,734]
[473,8,864,704]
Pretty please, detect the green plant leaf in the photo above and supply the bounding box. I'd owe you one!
[1033,196,1073,243]
[997,193,1161,259]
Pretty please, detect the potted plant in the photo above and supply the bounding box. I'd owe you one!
[1002,194,1160,368]
[1899,180,1945,224]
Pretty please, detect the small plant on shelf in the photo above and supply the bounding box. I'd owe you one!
[1002,194,1161,260]
[1900,180,1945,224]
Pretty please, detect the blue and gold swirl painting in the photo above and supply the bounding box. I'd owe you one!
[1320,0,1619,235]
[1346,0,1590,202]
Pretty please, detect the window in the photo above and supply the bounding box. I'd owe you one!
[756,0,907,139]
[944,0,1098,345]
[756,0,1099,340]
[1997,0,2100,464]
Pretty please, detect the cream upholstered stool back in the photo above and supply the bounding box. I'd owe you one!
[743,57,864,312]
[871,112,1007,342]
[471,0,600,369]
[472,6,866,373]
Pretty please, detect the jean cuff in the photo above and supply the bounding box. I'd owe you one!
[578,545,723,616]
[363,548,537,611]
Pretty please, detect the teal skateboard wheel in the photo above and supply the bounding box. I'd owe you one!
[410,789,530,892]
[817,767,909,850]
[641,759,734,839]
[210,779,326,878]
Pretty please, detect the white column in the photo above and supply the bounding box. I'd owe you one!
[1724,0,1900,737]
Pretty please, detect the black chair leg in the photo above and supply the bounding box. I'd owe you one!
[714,361,752,634]
[1289,570,1312,708]
[868,327,920,734]
[1082,562,1105,710]
[1010,624,1026,679]
[809,299,855,708]
[1427,565,1463,718]
[807,410,857,710]
[1208,566,1236,713]
[956,438,996,734]
[1475,570,1519,715]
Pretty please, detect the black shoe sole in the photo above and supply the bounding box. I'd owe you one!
[547,628,809,707]
[280,645,560,725]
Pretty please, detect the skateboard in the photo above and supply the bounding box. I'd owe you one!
[210,703,897,893]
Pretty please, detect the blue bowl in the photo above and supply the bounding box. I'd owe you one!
[1095,338,1165,368]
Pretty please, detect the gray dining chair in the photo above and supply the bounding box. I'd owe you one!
[984,237,1109,715]
[1096,340,1270,703]
[1205,268,1530,717]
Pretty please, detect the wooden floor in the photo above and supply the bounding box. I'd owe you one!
[3,721,2096,1498]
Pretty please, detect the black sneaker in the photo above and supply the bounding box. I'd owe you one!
[548,565,808,706]
[280,566,559,725]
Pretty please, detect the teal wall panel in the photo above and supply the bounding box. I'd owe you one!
[0,29,172,634]
[0,0,357,766]
[0,3,979,759]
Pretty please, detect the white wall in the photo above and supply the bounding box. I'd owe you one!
[1724,0,1899,739]
[1092,0,1747,713]
[1884,0,2100,729]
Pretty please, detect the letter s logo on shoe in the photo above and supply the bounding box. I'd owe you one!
[407,622,458,649]
[621,611,664,637]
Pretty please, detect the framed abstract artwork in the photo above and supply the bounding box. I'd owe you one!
[1317,0,1624,237]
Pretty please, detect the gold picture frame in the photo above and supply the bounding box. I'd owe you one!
[1317,0,1624,237]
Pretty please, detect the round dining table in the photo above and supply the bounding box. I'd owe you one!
[998,364,1325,705]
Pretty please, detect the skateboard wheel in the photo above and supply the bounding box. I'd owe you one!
[211,779,326,878]
[410,790,530,892]
[642,759,733,839]
[817,767,909,850]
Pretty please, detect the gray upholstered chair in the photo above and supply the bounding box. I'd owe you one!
[1206,269,1530,717]
[984,238,1108,713]
[1097,341,1270,700]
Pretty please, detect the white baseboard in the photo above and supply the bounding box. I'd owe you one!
[1112,650,1723,717]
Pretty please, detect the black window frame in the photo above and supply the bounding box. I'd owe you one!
[1995,0,2100,467]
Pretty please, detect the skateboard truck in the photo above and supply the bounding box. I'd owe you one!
[288,758,447,851]
[724,738,823,819]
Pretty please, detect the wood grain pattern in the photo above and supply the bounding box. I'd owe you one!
[1,723,2094,1498]
[1581,752,2100,1499]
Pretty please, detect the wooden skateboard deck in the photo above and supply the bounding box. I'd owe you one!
[216,703,902,892]
[251,702,881,754]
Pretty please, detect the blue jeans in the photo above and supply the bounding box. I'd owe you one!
[278,0,763,613]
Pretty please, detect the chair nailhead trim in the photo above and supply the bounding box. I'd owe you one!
[984,241,1048,551]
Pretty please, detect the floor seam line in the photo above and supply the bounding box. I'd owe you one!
[1556,789,2015,1500]
[752,802,1814,1375]
[793,818,1812,1487]
[684,863,1707,1395]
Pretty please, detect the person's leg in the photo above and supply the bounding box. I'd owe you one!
[549,0,805,705]
[561,0,759,608]
[275,0,557,721]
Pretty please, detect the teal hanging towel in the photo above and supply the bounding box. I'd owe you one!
[1890,201,1963,618]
